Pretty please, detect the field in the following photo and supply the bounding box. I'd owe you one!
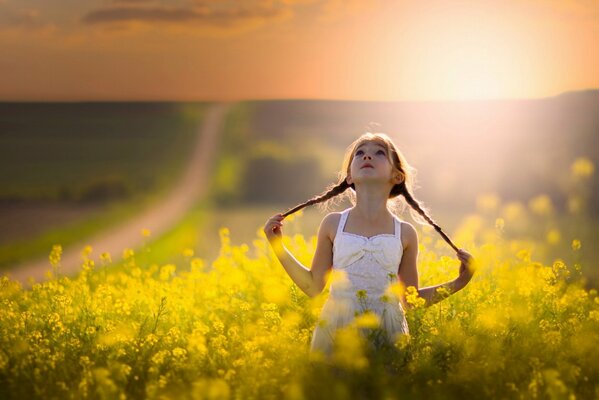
[0,102,207,201]
[0,102,209,269]
[1,97,598,398]
[0,203,598,399]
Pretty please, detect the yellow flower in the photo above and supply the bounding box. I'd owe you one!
[192,378,230,400]
[546,229,561,245]
[81,245,93,259]
[159,264,176,281]
[190,257,204,272]
[100,252,112,265]
[528,195,554,216]
[49,245,62,268]
[141,228,151,237]
[570,157,595,178]
[332,327,369,370]
[571,239,582,251]
[122,248,135,260]
[354,312,380,329]
[405,286,425,309]
[502,202,526,221]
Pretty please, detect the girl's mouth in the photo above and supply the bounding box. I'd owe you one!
[361,163,374,169]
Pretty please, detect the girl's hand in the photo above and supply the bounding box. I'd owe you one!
[456,249,476,285]
[264,213,285,242]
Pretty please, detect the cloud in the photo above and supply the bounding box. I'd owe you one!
[81,3,293,34]
[82,6,208,24]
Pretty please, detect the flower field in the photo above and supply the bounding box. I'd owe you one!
[1,203,598,400]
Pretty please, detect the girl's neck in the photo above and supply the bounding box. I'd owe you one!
[352,187,392,221]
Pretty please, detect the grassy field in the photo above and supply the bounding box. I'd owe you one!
[1,201,597,399]
[0,191,170,271]
[0,102,209,270]
[0,102,208,200]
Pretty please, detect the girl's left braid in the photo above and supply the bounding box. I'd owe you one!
[282,180,351,217]
[398,182,460,253]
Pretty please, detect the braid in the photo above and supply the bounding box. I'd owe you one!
[398,182,460,253]
[282,180,351,217]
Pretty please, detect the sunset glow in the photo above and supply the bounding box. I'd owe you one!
[0,0,597,101]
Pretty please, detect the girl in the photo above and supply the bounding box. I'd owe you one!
[263,132,476,359]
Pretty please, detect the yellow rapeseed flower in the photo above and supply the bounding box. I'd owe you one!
[192,378,230,400]
[528,195,554,216]
[570,157,595,179]
[502,202,526,221]
[122,248,134,260]
[159,264,176,281]
[405,286,425,309]
[49,244,62,268]
[100,252,112,265]
[263,280,290,305]
[190,257,204,272]
[81,245,93,259]
[332,327,369,370]
[546,229,561,245]
[384,281,404,300]
[5,217,599,397]
[354,312,380,329]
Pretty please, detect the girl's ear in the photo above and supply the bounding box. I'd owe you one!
[392,172,405,185]
[346,175,353,185]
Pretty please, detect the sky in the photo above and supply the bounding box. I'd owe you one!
[0,0,598,102]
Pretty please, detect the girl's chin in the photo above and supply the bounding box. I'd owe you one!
[352,176,390,184]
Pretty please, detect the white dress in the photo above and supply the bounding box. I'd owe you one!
[309,207,410,357]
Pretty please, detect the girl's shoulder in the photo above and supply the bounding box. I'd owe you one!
[319,211,344,243]
[398,220,418,249]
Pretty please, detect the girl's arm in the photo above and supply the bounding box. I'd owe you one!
[264,213,335,298]
[397,222,475,309]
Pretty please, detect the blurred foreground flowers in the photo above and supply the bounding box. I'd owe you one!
[0,215,598,399]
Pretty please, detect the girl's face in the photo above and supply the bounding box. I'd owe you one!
[347,140,398,186]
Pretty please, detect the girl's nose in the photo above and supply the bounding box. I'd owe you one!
[363,154,372,160]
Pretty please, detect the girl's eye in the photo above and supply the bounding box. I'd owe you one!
[376,150,386,155]
[355,150,364,156]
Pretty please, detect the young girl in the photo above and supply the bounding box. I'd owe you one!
[263,132,476,359]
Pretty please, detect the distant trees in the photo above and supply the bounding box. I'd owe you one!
[241,153,327,204]
[211,148,330,206]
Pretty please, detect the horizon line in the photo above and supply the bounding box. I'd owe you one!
[0,88,598,104]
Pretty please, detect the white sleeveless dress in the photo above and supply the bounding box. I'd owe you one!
[309,208,410,357]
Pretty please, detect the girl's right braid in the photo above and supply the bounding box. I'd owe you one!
[399,182,460,253]
[282,180,351,217]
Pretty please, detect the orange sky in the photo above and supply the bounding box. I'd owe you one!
[0,0,597,101]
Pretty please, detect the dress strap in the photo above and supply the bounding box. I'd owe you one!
[394,216,401,238]
[336,208,351,236]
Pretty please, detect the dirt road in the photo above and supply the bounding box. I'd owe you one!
[4,102,233,289]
